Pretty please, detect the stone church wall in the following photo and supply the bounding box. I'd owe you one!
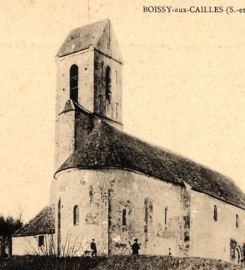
[190,190,245,264]
[55,110,75,172]
[54,169,189,257]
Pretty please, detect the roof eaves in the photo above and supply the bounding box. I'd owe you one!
[56,46,92,58]
[54,165,185,188]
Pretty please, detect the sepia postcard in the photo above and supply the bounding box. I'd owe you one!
[1,0,245,269]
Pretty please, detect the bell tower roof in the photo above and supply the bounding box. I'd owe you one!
[56,19,123,63]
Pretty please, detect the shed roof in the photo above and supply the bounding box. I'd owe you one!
[57,114,245,210]
[13,205,55,237]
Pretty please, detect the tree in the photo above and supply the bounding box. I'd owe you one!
[0,215,22,257]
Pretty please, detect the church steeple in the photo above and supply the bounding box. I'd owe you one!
[54,19,123,171]
[55,19,123,123]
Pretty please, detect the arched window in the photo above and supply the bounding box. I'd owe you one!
[105,66,111,103]
[73,205,79,225]
[122,209,127,225]
[70,65,79,103]
[236,214,239,228]
[214,205,218,221]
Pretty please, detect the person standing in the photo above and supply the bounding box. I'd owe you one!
[130,238,140,255]
[91,239,97,257]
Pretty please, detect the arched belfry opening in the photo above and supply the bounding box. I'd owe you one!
[105,66,111,103]
[70,64,79,103]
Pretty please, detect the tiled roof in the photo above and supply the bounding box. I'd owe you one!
[13,205,55,237]
[56,111,245,210]
[57,19,107,57]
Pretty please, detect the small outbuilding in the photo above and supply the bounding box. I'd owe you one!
[12,205,55,255]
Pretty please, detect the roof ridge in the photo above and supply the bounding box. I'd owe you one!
[93,19,109,46]
[70,19,108,34]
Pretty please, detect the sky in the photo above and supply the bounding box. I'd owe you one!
[1,0,245,222]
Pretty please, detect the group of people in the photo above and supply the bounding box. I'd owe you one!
[90,238,141,256]
[90,238,171,256]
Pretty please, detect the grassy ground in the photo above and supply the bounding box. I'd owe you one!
[0,256,106,270]
[0,255,245,270]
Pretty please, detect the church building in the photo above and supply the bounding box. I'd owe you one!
[12,19,245,264]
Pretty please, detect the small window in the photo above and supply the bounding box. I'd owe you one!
[105,66,111,103]
[236,214,239,228]
[70,64,79,102]
[73,205,79,226]
[165,207,168,225]
[122,209,127,225]
[184,232,190,242]
[214,205,218,221]
[184,216,190,229]
[38,236,44,247]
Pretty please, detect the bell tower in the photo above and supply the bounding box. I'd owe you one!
[54,19,123,172]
